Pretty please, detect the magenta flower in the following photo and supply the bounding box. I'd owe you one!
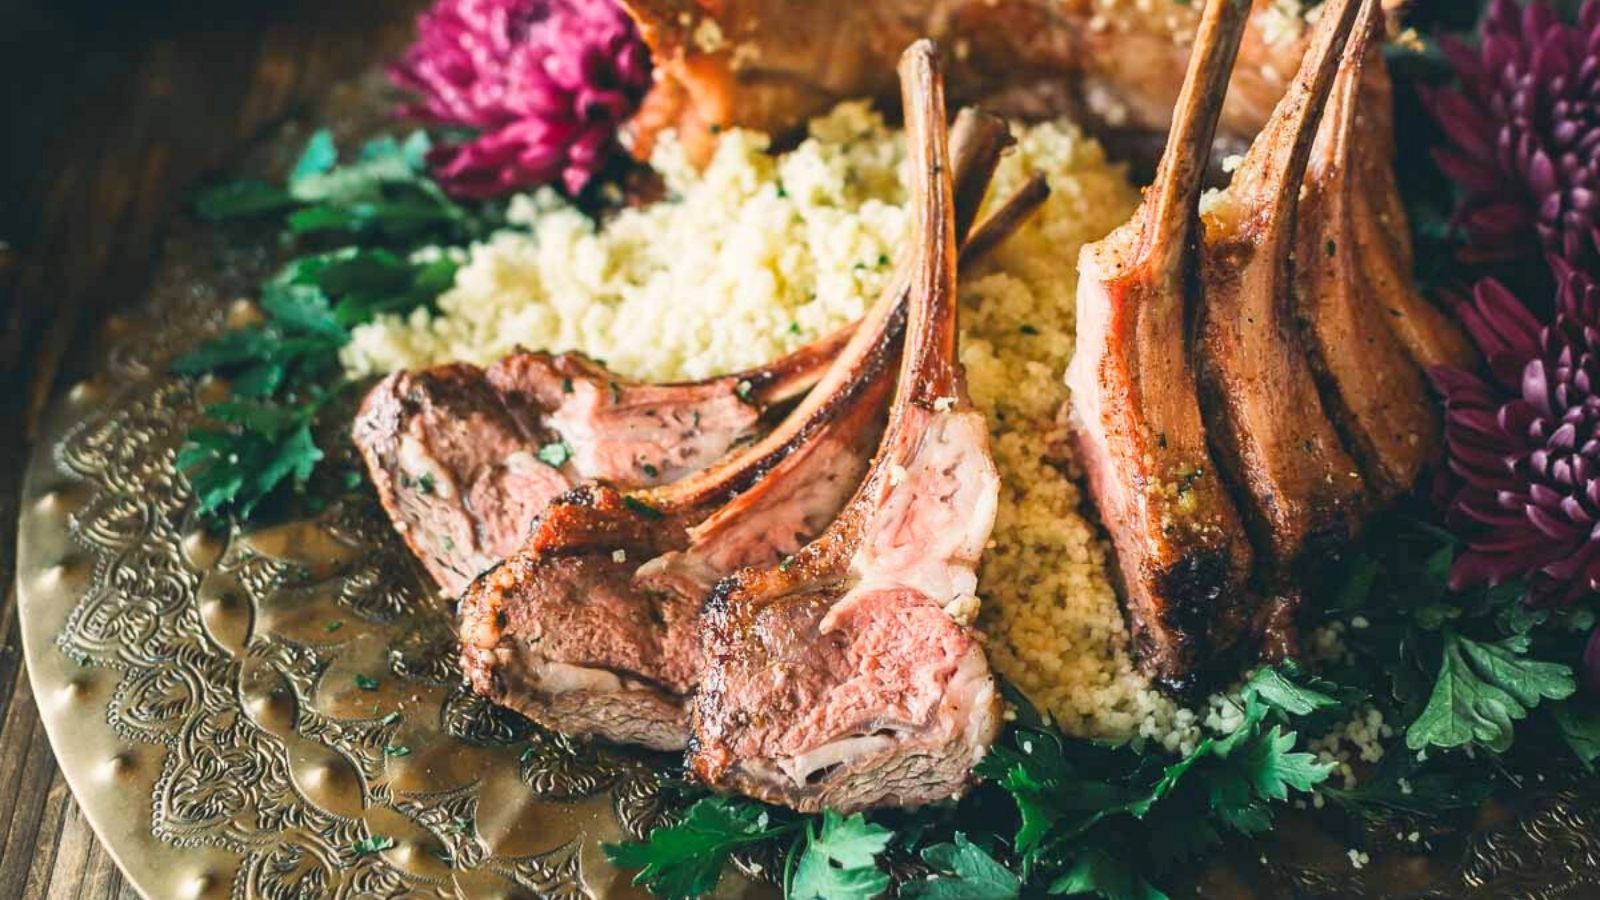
[1431,259,1600,605]
[389,0,652,198]
[1424,0,1600,269]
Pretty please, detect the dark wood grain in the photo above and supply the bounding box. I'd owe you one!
[0,1,423,895]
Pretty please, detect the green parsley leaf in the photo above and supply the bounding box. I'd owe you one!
[352,835,395,856]
[1223,723,1335,802]
[384,744,412,757]
[536,441,573,468]
[788,810,892,900]
[1323,750,1493,817]
[171,324,340,400]
[977,730,1125,854]
[1406,631,1576,753]
[355,674,380,691]
[177,400,323,518]
[193,180,296,220]
[905,834,1020,900]
[603,797,798,900]
[1049,848,1168,900]
[1551,697,1600,771]
[624,496,665,520]
[291,129,339,181]
[1243,664,1348,717]
[172,243,459,521]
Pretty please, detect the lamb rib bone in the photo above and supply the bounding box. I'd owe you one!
[353,114,1028,596]
[689,40,1002,813]
[457,108,1033,751]
[1063,0,1255,692]
[1192,0,1368,661]
[1293,0,1438,505]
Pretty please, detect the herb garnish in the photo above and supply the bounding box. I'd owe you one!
[174,130,486,520]
[788,811,892,900]
[604,797,801,899]
[536,441,573,468]
[355,674,380,691]
[352,835,395,856]
[905,835,1020,899]
[624,496,664,520]
[194,129,484,239]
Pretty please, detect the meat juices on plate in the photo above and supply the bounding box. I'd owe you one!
[690,42,1003,813]
[457,110,1043,752]
[1064,0,1255,693]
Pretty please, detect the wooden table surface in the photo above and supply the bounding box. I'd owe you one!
[0,1,423,894]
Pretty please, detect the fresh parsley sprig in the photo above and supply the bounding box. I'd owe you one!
[175,397,326,519]
[194,129,490,240]
[603,796,802,899]
[969,665,1339,900]
[174,130,481,520]
[1317,513,1596,762]
[603,797,901,900]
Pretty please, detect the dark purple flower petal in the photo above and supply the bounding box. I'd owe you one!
[1437,263,1600,606]
[390,0,652,198]
[1428,0,1600,270]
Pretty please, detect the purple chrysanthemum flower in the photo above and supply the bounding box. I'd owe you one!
[1430,258,1600,605]
[1424,0,1600,268]
[389,0,652,198]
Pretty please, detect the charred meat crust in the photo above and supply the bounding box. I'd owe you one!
[457,98,1024,758]
[686,42,1002,813]
[1190,0,1370,665]
[1064,0,1256,691]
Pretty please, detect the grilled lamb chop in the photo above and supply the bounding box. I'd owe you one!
[458,111,1036,751]
[689,42,1001,812]
[1064,0,1255,692]
[1193,0,1369,588]
[1293,0,1439,504]
[353,334,839,595]
[352,119,1035,597]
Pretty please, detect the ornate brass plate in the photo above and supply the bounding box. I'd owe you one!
[15,70,1600,900]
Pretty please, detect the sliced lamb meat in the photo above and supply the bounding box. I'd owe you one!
[353,336,831,596]
[352,364,562,596]
[690,43,1001,812]
[1063,0,1255,692]
[1193,0,1368,583]
[352,130,1034,599]
[1293,0,1439,504]
[457,110,1034,751]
